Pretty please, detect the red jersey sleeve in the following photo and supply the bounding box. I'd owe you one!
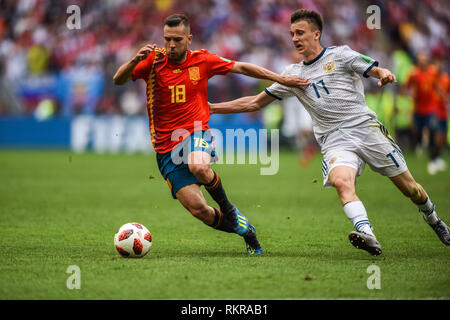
[132,51,156,81]
[205,51,235,78]
[406,67,417,88]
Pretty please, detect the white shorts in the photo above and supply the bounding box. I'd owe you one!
[321,119,408,187]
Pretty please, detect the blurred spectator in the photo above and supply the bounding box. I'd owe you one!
[27,43,50,75]
[429,59,450,173]
[405,51,440,164]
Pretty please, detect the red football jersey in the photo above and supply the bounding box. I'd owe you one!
[433,72,449,120]
[132,48,235,153]
[406,66,439,116]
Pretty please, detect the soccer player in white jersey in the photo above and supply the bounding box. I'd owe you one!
[210,9,450,255]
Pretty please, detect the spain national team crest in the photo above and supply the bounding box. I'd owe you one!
[188,67,200,83]
[323,61,336,74]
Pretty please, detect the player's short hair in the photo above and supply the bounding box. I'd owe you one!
[291,9,323,37]
[164,14,191,33]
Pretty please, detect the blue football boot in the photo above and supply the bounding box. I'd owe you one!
[233,208,249,236]
[244,224,263,255]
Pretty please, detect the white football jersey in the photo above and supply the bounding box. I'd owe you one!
[266,45,379,145]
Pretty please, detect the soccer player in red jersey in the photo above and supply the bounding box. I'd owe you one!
[429,60,450,173]
[406,51,440,173]
[113,14,308,255]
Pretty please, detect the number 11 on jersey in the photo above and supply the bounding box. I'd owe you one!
[310,80,330,98]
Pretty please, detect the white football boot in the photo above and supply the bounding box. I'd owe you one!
[349,231,382,256]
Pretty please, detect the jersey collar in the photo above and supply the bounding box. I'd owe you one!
[303,47,327,66]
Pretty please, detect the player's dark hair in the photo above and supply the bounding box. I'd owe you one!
[164,14,190,32]
[291,9,323,37]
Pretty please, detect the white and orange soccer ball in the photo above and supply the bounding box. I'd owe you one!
[114,222,152,258]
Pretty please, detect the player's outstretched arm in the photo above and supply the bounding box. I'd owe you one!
[367,66,397,87]
[210,91,275,114]
[230,62,310,88]
[113,44,157,85]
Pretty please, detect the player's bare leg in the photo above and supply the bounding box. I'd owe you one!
[187,150,214,184]
[187,150,262,254]
[188,150,235,214]
[328,166,359,206]
[176,184,214,224]
[176,184,235,233]
[431,131,447,173]
[390,170,450,245]
[329,166,382,255]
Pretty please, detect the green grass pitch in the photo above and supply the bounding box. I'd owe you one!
[0,150,449,299]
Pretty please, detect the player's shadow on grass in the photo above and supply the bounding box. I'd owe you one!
[150,237,448,260]
[159,247,386,261]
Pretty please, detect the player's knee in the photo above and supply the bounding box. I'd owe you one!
[408,182,424,202]
[331,176,357,204]
[331,176,353,193]
[189,163,210,180]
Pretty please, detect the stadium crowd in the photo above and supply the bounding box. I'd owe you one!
[0,0,448,153]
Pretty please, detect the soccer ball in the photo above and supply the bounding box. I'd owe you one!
[114,222,152,258]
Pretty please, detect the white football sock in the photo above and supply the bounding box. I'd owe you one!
[343,201,374,236]
[417,197,438,224]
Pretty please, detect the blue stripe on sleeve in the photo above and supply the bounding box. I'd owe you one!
[264,88,282,100]
[363,61,379,78]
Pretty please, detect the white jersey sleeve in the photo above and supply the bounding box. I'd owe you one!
[264,65,295,100]
[340,45,378,78]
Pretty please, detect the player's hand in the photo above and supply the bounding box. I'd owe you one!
[134,44,157,63]
[377,68,397,87]
[280,75,310,88]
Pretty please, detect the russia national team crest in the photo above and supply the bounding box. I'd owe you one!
[188,67,200,84]
[323,61,336,74]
